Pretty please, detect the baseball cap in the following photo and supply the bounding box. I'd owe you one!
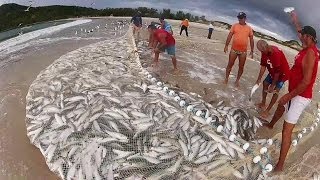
[299,26,317,42]
[237,12,246,19]
[148,24,157,29]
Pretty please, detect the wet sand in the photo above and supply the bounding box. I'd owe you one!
[0,18,128,179]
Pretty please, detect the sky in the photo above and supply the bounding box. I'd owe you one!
[1,0,319,41]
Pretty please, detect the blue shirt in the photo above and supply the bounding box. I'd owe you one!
[163,21,172,33]
[131,16,142,26]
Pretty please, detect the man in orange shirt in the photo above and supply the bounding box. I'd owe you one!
[180,19,189,37]
[224,12,254,87]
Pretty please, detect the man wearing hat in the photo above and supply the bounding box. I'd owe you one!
[159,17,173,34]
[131,11,142,36]
[264,11,319,172]
[224,12,254,87]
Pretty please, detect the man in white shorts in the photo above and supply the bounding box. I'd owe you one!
[264,12,319,172]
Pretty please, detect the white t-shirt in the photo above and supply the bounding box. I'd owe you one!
[208,24,214,29]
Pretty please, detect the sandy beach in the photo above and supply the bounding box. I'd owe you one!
[137,18,320,179]
[0,17,319,179]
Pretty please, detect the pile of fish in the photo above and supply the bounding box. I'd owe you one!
[26,27,268,179]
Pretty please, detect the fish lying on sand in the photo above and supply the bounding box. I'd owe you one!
[25,25,269,180]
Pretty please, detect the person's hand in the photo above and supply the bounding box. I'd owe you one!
[290,11,298,23]
[250,51,254,59]
[267,85,276,93]
[278,93,292,106]
[224,45,228,53]
[255,79,261,85]
[154,48,160,53]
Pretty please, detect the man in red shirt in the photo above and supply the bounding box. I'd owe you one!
[255,40,290,119]
[265,12,319,172]
[148,24,178,72]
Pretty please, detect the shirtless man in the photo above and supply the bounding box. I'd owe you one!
[224,12,254,87]
[255,40,290,119]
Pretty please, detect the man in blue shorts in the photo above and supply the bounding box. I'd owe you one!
[255,40,290,118]
[148,24,177,71]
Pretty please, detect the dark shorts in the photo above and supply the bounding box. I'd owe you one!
[264,74,285,89]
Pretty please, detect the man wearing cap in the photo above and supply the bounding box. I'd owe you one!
[159,17,173,34]
[264,12,319,172]
[255,40,290,119]
[224,12,254,87]
[148,24,178,71]
[180,19,189,37]
[131,11,142,36]
[148,21,162,48]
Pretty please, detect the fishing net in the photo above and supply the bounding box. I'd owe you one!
[25,22,318,180]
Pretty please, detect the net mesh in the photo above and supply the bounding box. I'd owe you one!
[25,23,273,180]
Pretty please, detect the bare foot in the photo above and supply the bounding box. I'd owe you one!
[273,163,284,172]
[263,123,273,129]
[255,102,266,110]
[172,69,180,75]
[234,81,240,88]
[259,111,270,119]
[151,62,160,69]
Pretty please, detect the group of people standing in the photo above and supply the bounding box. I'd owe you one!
[217,11,318,172]
[133,10,319,172]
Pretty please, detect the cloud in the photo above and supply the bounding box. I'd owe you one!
[1,0,318,41]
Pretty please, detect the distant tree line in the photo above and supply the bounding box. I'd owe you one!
[0,3,207,32]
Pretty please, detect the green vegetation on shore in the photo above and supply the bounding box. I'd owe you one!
[0,3,301,50]
[0,3,204,32]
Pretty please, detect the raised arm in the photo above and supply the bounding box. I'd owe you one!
[290,12,303,43]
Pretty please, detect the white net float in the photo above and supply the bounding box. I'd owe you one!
[169,91,175,96]
[196,110,202,117]
[264,164,273,172]
[267,139,273,145]
[217,125,223,133]
[259,147,267,154]
[253,156,261,163]
[151,78,156,82]
[147,74,152,79]
[314,122,318,127]
[310,126,315,132]
[302,128,307,134]
[243,143,250,151]
[179,100,186,107]
[297,133,302,139]
[292,139,298,146]
[163,86,169,92]
[206,117,212,123]
[229,134,236,142]
[187,105,194,112]
[174,96,180,102]
[157,82,162,86]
